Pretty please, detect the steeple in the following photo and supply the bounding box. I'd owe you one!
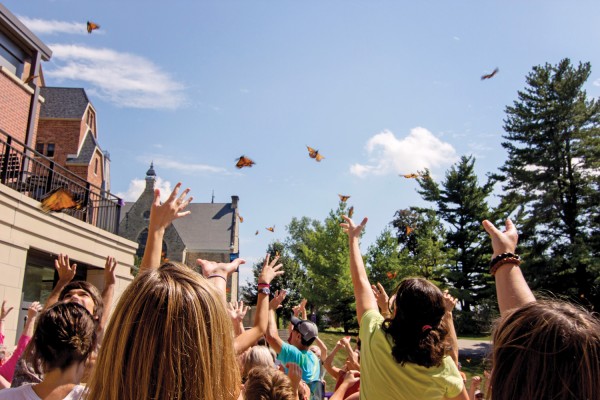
[145,162,156,191]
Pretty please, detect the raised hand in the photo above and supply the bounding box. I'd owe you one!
[1,300,13,320]
[443,290,458,312]
[258,254,284,285]
[197,258,246,280]
[104,256,117,286]
[482,219,518,257]
[371,282,390,314]
[269,290,287,310]
[228,300,249,322]
[342,370,360,385]
[55,254,77,284]
[26,301,42,320]
[149,183,192,231]
[340,215,368,239]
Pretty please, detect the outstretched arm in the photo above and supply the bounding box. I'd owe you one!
[197,257,246,303]
[442,290,459,366]
[100,256,117,331]
[265,290,287,354]
[323,341,344,380]
[341,216,377,324]
[228,301,249,337]
[482,219,535,316]
[0,300,14,344]
[45,254,77,309]
[233,255,284,354]
[313,336,328,362]
[140,183,192,272]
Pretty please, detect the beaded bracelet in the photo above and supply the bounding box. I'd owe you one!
[490,257,522,276]
[489,252,520,269]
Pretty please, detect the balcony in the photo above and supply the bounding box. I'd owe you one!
[0,128,121,234]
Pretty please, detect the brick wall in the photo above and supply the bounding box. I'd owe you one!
[37,119,83,166]
[0,69,33,144]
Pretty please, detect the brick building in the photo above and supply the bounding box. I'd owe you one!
[119,164,241,300]
[0,4,136,346]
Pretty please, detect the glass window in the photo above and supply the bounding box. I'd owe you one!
[35,143,44,154]
[46,143,55,157]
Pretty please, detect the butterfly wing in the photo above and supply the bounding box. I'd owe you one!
[238,215,244,223]
[236,156,255,169]
[338,194,350,202]
[255,230,259,235]
[307,146,318,159]
[41,188,78,213]
[402,173,419,179]
[315,152,324,162]
[348,206,354,218]
[87,21,100,33]
[266,226,275,232]
[406,226,413,235]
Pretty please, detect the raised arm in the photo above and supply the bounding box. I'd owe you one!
[233,255,283,354]
[482,219,535,316]
[100,256,117,332]
[442,290,459,366]
[140,183,192,272]
[45,254,77,309]
[313,336,328,362]
[0,300,14,344]
[341,216,377,324]
[265,290,287,354]
[371,282,391,318]
[323,340,344,380]
[228,301,249,337]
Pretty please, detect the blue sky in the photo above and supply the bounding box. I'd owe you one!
[7,0,600,284]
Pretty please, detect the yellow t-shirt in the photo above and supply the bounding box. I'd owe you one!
[359,309,463,400]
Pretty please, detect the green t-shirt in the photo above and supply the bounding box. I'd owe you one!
[359,309,464,400]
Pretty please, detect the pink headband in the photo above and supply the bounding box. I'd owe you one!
[421,325,433,332]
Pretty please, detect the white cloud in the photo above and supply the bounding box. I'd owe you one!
[18,16,90,35]
[594,78,600,87]
[350,128,458,178]
[45,44,186,109]
[136,155,230,175]
[115,177,172,202]
[453,36,460,41]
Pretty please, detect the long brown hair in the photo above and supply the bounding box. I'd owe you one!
[490,300,600,400]
[86,262,241,400]
[382,278,447,367]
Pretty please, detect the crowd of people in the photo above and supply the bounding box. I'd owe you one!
[0,182,598,399]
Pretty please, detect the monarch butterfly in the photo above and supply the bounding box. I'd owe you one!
[235,155,255,169]
[386,271,397,279]
[40,187,84,213]
[255,230,259,236]
[406,226,413,235]
[238,215,244,223]
[87,21,100,34]
[266,226,275,232]
[481,67,499,80]
[401,173,420,179]
[306,146,325,162]
[348,206,354,218]
[338,194,350,202]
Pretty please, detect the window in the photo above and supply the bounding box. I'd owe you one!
[0,31,25,76]
[46,143,55,157]
[35,143,44,154]
[94,158,99,175]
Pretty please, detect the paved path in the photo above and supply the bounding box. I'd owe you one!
[458,339,491,358]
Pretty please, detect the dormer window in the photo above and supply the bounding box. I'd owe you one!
[87,109,96,135]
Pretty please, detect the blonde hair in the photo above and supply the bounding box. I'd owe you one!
[244,367,295,400]
[243,346,275,379]
[86,262,240,400]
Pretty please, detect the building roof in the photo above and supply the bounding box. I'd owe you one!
[0,4,52,61]
[171,203,235,252]
[66,130,101,165]
[120,201,235,252]
[40,87,91,119]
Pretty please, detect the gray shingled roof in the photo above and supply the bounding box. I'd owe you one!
[119,202,234,251]
[66,130,100,164]
[172,203,234,251]
[40,87,90,119]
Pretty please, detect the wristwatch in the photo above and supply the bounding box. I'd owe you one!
[259,287,271,295]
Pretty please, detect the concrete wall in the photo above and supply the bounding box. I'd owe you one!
[0,183,137,347]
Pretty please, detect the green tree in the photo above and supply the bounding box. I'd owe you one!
[390,208,448,283]
[417,156,496,312]
[499,58,600,308]
[286,202,357,332]
[240,241,307,324]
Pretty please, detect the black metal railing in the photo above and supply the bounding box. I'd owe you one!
[0,128,121,234]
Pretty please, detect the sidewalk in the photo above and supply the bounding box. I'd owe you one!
[458,339,491,358]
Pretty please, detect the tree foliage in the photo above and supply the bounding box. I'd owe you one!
[499,58,600,308]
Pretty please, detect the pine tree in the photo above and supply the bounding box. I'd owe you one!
[500,58,600,308]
